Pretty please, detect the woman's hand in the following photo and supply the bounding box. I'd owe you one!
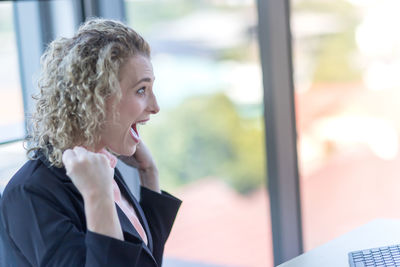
[118,142,161,193]
[62,146,123,240]
[62,146,114,199]
[117,141,154,170]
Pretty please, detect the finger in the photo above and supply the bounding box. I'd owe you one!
[118,155,136,162]
[62,149,75,165]
[118,155,140,168]
[73,146,89,160]
[98,153,112,167]
[62,150,76,177]
[73,146,87,153]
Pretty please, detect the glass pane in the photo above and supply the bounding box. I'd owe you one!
[0,141,26,192]
[0,2,26,193]
[125,1,273,266]
[292,0,400,250]
[0,2,24,143]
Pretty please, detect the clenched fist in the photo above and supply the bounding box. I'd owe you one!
[62,146,114,199]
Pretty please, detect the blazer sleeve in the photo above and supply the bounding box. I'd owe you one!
[139,187,182,266]
[0,185,157,267]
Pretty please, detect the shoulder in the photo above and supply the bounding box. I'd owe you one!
[1,158,73,210]
[0,158,85,230]
[3,159,53,196]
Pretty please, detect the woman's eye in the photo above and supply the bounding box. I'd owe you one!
[137,87,146,95]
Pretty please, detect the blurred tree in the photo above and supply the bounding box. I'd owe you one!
[125,0,203,33]
[140,93,265,194]
[293,0,362,83]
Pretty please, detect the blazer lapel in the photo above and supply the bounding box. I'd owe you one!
[115,204,141,240]
[114,204,154,258]
[114,168,154,252]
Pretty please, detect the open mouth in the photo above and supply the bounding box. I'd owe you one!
[129,123,140,143]
[129,120,148,144]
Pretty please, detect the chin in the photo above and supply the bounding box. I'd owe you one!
[108,143,137,157]
[121,145,137,156]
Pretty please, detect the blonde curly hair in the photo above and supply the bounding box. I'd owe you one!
[26,18,150,167]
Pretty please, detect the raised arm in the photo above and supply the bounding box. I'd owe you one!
[62,146,123,241]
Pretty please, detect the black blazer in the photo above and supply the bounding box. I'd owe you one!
[0,153,181,267]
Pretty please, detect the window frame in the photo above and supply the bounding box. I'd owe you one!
[257,0,303,265]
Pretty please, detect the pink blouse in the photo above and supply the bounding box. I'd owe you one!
[100,149,148,245]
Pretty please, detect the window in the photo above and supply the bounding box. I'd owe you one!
[0,2,26,192]
[125,0,272,266]
[0,0,78,193]
[0,2,24,143]
[292,0,400,251]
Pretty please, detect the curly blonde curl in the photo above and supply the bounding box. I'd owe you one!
[26,18,150,167]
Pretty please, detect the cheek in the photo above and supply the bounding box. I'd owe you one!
[120,99,145,120]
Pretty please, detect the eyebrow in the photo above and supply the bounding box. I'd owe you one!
[132,77,154,88]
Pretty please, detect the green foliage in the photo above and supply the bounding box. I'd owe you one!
[125,0,247,35]
[217,43,258,62]
[313,31,360,83]
[140,93,266,194]
[292,0,356,16]
[293,0,362,83]
[125,0,201,33]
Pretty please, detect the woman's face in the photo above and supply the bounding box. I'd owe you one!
[98,55,159,155]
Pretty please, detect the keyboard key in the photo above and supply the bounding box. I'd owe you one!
[348,245,400,267]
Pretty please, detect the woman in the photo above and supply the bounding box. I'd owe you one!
[0,18,181,267]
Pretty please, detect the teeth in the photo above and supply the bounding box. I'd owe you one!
[130,127,139,139]
[138,121,146,125]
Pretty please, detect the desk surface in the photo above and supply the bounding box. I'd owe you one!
[278,219,400,267]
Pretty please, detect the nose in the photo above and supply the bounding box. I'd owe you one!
[147,91,160,114]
